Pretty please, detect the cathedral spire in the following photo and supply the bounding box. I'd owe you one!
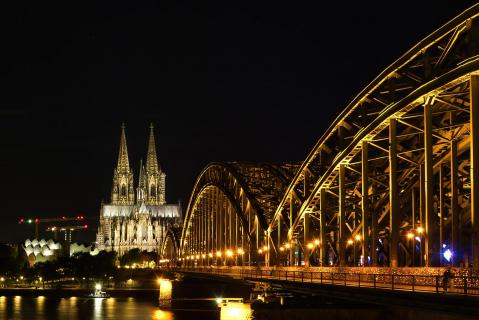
[117,123,131,172]
[146,123,159,173]
[111,123,135,205]
[137,159,147,203]
[144,123,166,205]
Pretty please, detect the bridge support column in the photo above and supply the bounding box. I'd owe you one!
[389,118,399,267]
[277,215,282,265]
[424,98,437,266]
[339,164,346,266]
[419,163,425,266]
[265,231,271,267]
[439,164,444,266]
[450,138,459,267]
[320,188,327,266]
[289,195,295,266]
[304,211,310,267]
[361,141,370,266]
[471,75,479,270]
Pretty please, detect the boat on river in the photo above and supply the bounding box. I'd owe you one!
[85,283,111,298]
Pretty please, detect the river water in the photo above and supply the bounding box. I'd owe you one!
[0,276,475,320]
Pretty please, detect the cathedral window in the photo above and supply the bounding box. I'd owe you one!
[150,185,156,197]
[121,184,126,196]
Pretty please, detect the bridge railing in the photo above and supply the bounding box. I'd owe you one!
[171,266,479,296]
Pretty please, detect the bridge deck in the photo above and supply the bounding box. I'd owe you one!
[171,267,479,296]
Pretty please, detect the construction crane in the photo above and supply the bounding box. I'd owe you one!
[18,215,86,239]
[46,224,88,242]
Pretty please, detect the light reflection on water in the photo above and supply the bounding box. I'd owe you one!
[0,296,167,320]
[0,279,251,320]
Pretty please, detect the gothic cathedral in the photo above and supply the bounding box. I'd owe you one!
[95,124,181,255]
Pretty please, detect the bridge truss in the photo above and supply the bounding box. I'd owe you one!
[172,4,479,269]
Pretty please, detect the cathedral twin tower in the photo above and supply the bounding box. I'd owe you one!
[96,124,180,255]
[112,123,166,206]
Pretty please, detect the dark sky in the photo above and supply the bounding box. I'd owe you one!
[0,1,476,243]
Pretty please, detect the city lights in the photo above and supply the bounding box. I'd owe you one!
[407,232,414,239]
[314,239,320,245]
[347,239,354,245]
[307,243,314,249]
[226,249,233,257]
[416,226,424,234]
[354,234,361,242]
[237,248,244,255]
[216,251,222,257]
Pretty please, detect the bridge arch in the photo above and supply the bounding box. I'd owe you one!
[179,162,296,266]
[160,227,180,267]
[269,4,479,269]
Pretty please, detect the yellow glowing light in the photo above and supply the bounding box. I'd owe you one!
[314,239,320,245]
[355,234,361,241]
[216,298,223,304]
[0,277,4,282]
[279,247,284,251]
[202,254,206,259]
[417,227,424,234]
[216,251,222,257]
[209,253,214,258]
[407,232,414,239]
[195,255,200,260]
[258,249,263,254]
[186,256,190,260]
[159,279,172,290]
[307,243,314,249]
[39,277,42,281]
[95,283,101,290]
[152,309,172,320]
[220,302,252,319]
[237,248,244,255]
[263,245,267,251]
[19,276,23,280]
[347,239,354,245]
[285,243,290,249]
[226,250,233,257]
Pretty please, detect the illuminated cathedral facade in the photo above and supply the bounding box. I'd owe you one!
[95,124,181,255]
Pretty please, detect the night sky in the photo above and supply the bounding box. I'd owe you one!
[0,1,476,243]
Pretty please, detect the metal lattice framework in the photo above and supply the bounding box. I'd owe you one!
[171,4,479,269]
[178,162,298,266]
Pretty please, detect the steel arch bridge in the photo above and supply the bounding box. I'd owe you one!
[172,4,479,270]
[178,162,298,266]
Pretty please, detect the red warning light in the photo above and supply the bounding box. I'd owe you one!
[84,224,88,228]
[19,218,24,224]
